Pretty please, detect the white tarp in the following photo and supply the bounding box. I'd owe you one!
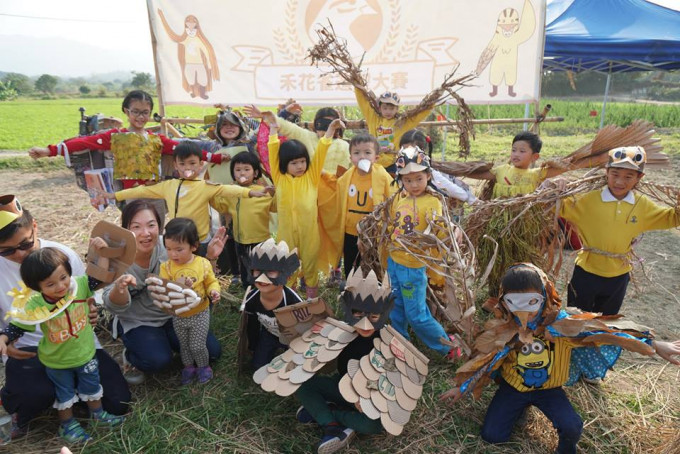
[147,0,546,106]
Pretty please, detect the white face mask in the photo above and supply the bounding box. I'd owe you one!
[357,159,372,173]
[502,292,544,313]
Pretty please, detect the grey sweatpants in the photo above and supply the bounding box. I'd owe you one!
[173,310,210,368]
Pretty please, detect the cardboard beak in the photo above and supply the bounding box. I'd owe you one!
[255,273,273,285]
[353,316,375,331]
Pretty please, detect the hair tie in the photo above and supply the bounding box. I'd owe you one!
[425,136,431,143]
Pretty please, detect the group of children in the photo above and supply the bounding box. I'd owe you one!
[8,87,678,452]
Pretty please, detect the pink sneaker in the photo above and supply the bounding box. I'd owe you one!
[197,366,213,384]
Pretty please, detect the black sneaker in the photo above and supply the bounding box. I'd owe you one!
[316,424,355,454]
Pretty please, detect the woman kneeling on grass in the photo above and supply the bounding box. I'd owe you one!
[102,200,226,384]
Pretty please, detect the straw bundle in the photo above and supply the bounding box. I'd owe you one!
[308,22,477,156]
[543,119,665,171]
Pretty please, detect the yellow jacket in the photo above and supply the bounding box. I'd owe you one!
[560,188,680,277]
[269,136,331,287]
[276,117,350,175]
[354,87,433,168]
[115,179,250,242]
[211,184,275,245]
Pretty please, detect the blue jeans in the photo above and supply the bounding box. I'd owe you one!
[45,357,102,409]
[118,319,222,372]
[387,257,449,355]
[481,380,583,454]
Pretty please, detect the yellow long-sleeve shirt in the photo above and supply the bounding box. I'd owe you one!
[211,184,276,245]
[276,117,350,174]
[490,164,548,198]
[159,255,219,317]
[269,136,331,287]
[354,87,433,168]
[387,191,442,268]
[560,187,680,277]
[115,179,250,241]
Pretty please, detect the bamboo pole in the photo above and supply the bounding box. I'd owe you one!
[160,116,563,131]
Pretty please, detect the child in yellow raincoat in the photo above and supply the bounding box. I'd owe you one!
[265,112,345,299]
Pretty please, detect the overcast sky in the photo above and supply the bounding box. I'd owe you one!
[1,0,678,78]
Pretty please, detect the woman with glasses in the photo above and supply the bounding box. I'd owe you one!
[102,200,226,384]
[27,90,227,194]
[0,197,130,439]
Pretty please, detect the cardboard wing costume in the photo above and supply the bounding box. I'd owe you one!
[253,268,430,436]
[452,263,656,399]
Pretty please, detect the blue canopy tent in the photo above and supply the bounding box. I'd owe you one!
[544,0,680,126]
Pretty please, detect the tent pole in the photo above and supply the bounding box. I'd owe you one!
[600,64,613,129]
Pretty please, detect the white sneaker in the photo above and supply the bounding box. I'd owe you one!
[121,348,145,385]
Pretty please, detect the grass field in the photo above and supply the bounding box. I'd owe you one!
[0,97,679,453]
[0,97,679,151]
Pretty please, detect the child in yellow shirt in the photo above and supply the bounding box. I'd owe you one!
[265,112,345,299]
[559,146,680,315]
[355,90,433,171]
[386,146,458,357]
[159,218,220,385]
[332,133,395,277]
[211,151,276,288]
[470,131,563,198]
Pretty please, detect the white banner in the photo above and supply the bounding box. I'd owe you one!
[147,0,546,106]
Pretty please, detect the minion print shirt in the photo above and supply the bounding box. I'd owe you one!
[345,172,374,236]
[500,335,577,392]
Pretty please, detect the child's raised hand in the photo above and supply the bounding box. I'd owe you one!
[261,111,278,129]
[207,226,227,261]
[264,185,276,196]
[28,147,49,160]
[285,102,303,115]
[209,289,220,304]
[439,386,463,403]
[243,104,263,119]
[654,340,680,365]
[325,119,346,139]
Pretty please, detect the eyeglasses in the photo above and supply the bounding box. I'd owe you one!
[127,109,151,118]
[609,147,646,164]
[0,230,35,257]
